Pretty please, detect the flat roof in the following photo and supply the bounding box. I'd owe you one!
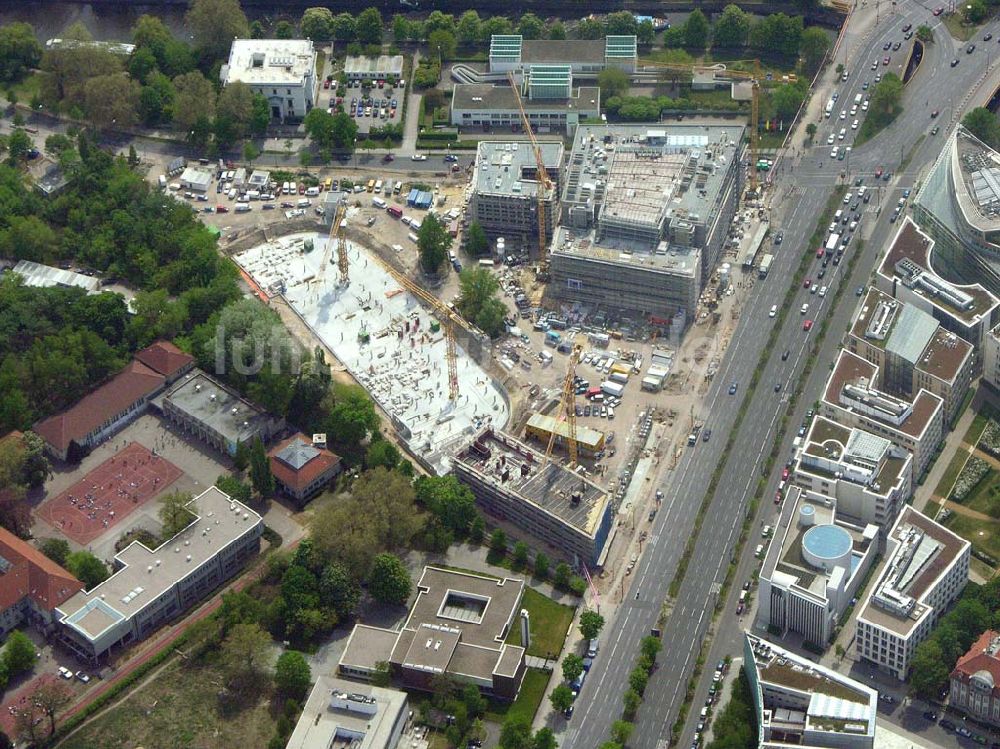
[526,412,604,449]
[953,124,1000,232]
[10,260,99,293]
[453,428,610,537]
[799,417,909,495]
[522,39,606,65]
[452,83,600,115]
[858,506,968,638]
[161,370,273,446]
[223,39,315,85]
[180,167,212,187]
[344,55,404,75]
[918,327,973,384]
[286,676,407,749]
[56,487,262,640]
[472,140,564,200]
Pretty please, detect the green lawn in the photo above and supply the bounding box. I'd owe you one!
[7,71,43,105]
[943,511,1000,560]
[943,13,981,41]
[505,588,574,659]
[487,668,549,724]
[935,448,972,498]
[962,469,1000,518]
[963,402,996,446]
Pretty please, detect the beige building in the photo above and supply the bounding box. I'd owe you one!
[820,350,944,480]
[855,507,970,680]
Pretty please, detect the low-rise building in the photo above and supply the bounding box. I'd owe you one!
[268,432,342,504]
[855,506,970,680]
[453,427,613,566]
[179,167,212,193]
[744,632,878,749]
[757,487,880,648]
[847,286,975,424]
[158,369,283,458]
[339,567,526,699]
[286,677,408,749]
[820,350,944,479]
[950,630,1000,727]
[488,35,637,76]
[221,39,317,122]
[344,55,404,82]
[450,75,599,135]
[793,417,912,533]
[0,527,82,638]
[10,260,99,293]
[134,340,195,386]
[523,412,605,458]
[56,486,262,662]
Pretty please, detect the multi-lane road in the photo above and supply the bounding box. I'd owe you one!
[565,5,1000,749]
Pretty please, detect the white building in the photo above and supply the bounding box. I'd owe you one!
[451,78,600,134]
[985,323,1000,392]
[344,55,404,82]
[744,633,878,749]
[180,166,213,193]
[488,35,637,76]
[221,39,317,122]
[286,677,408,749]
[55,487,263,662]
[757,487,880,648]
[855,506,970,680]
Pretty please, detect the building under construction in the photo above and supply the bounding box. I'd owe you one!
[549,124,745,332]
[468,141,564,252]
[453,427,613,566]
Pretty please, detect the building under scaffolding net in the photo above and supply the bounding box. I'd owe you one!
[549,124,745,333]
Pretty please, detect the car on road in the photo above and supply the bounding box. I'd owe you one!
[840,109,847,120]
[870,60,879,70]
[902,23,912,31]
[892,41,901,51]
[987,33,994,41]
[874,73,882,82]
[933,6,944,14]
[875,167,883,178]
[883,55,890,65]
[905,31,913,39]
[729,382,738,395]
[803,278,812,289]
[968,44,977,53]
[775,231,783,244]
[883,41,891,51]
[76,671,90,683]
[862,80,869,89]
[382,154,394,162]
[958,727,973,738]
[952,58,960,67]
[782,349,790,361]
[856,286,865,296]
[444,154,458,162]
[563,705,574,719]
[803,319,814,331]
[782,467,790,480]
[411,154,427,161]
[878,694,895,704]
[702,429,711,442]
[774,382,782,392]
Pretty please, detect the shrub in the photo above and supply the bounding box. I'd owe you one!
[951,456,990,502]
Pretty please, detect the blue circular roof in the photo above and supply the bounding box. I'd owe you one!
[802,524,852,560]
[800,505,815,516]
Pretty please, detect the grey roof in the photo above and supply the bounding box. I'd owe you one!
[286,677,408,749]
[472,140,564,199]
[11,260,99,292]
[885,303,937,365]
[522,39,607,65]
[162,370,274,446]
[222,39,315,86]
[344,55,403,76]
[845,429,891,463]
[452,83,600,113]
[276,438,320,470]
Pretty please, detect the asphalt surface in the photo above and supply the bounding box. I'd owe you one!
[564,6,1000,749]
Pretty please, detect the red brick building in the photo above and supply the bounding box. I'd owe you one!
[268,433,341,504]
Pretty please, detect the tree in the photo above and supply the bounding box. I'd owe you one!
[3,631,37,675]
[553,562,571,589]
[534,728,557,749]
[275,650,312,699]
[216,474,252,505]
[963,107,1000,149]
[275,20,295,40]
[243,141,261,169]
[489,528,507,554]
[64,550,109,590]
[562,653,584,683]
[799,27,831,77]
[249,435,275,497]
[534,552,550,578]
[428,29,457,62]
[6,129,32,164]
[629,666,648,695]
[355,7,383,46]
[640,636,662,662]
[250,93,270,134]
[414,475,477,534]
[368,552,411,605]
[331,13,357,42]
[548,21,566,40]
[965,0,988,23]
[623,688,641,718]
[513,541,529,568]
[366,439,401,470]
[611,720,634,746]
[0,215,56,262]
[172,70,217,130]
[576,18,606,40]
[186,0,250,61]
[457,11,482,44]
[597,67,630,99]
[456,266,506,338]
[39,538,70,567]
[579,610,605,640]
[301,8,334,41]
[684,10,710,49]
[29,679,72,738]
[138,72,175,127]
[805,123,818,141]
[916,24,934,42]
[324,382,379,448]
[305,108,357,152]
[418,213,452,274]
[319,562,361,619]
[550,683,574,712]
[713,5,750,48]
[771,82,806,120]
[392,15,411,43]
[82,72,140,130]
[909,639,950,699]
[218,80,256,139]
[0,23,42,83]
[465,221,488,257]
[159,489,195,537]
[222,621,272,683]
[331,110,358,152]
[868,72,903,127]
[518,14,545,40]
[499,717,534,749]
[750,13,804,57]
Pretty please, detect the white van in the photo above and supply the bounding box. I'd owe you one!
[227,188,237,200]
[838,128,846,140]
[372,197,387,209]
[296,198,310,208]
[769,304,777,318]
[235,203,251,213]
[411,220,422,231]
[281,182,290,194]
[800,303,809,315]
[305,186,320,196]
[407,232,419,243]
[289,182,297,194]
[246,190,260,200]
[374,179,383,193]
[158,175,167,189]
[401,216,412,226]
[834,209,843,222]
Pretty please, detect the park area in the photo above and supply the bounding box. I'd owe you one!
[505,587,575,660]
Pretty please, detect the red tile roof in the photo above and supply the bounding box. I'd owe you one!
[134,340,194,379]
[33,361,165,454]
[268,433,341,494]
[952,630,1000,697]
[0,527,82,613]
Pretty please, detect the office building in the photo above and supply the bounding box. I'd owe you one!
[468,141,563,249]
[488,35,637,76]
[757,487,880,648]
[344,55,404,82]
[158,370,283,458]
[339,567,526,699]
[0,527,82,638]
[268,432,342,504]
[793,417,912,533]
[56,487,263,662]
[983,323,1000,392]
[744,632,878,749]
[855,506,970,680]
[549,124,744,333]
[221,39,317,122]
[950,630,1000,727]
[452,427,613,566]
[820,350,944,479]
[847,287,974,423]
[286,677,408,749]
[875,217,999,358]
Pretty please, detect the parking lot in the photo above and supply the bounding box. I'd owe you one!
[339,78,404,135]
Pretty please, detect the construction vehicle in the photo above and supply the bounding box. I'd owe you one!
[637,59,762,192]
[507,71,557,265]
[546,343,582,466]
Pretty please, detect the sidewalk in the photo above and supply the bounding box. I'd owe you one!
[913,388,980,513]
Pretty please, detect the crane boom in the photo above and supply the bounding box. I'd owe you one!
[314,200,348,286]
[545,343,581,466]
[507,72,555,261]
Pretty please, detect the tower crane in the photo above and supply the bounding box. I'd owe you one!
[637,59,762,192]
[507,71,557,264]
[545,342,582,466]
[314,199,349,287]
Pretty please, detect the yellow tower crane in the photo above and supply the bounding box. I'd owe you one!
[545,343,582,466]
[637,59,762,192]
[507,71,557,263]
[313,200,349,287]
